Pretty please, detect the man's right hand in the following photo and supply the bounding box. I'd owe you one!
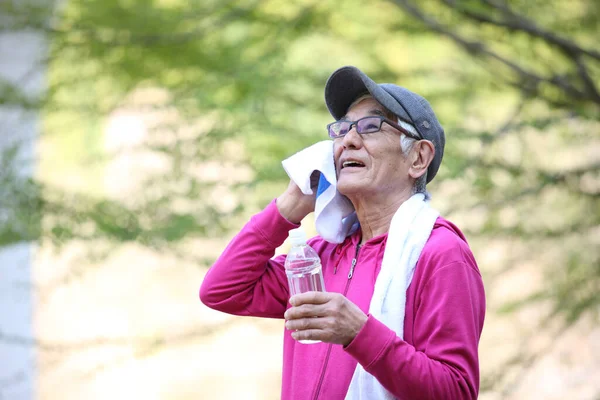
[276,172,319,224]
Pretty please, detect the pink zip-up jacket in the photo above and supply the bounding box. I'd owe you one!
[200,200,486,400]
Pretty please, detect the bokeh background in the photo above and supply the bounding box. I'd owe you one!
[1,0,599,399]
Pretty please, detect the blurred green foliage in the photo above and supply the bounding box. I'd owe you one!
[1,0,599,393]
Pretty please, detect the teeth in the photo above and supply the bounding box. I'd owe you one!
[343,161,364,168]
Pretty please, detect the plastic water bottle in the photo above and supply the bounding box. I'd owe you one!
[285,227,326,344]
[285,227,326,296]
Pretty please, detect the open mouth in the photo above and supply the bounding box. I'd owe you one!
[342,160,365,169]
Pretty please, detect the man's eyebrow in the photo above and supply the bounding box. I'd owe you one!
[341,109,386,120]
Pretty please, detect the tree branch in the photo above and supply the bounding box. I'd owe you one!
[444,0,600,61]
[442,0,600,103]
[489,96,527,142]
[443,161,600,217]
[388,0,599,106]
[573,53,600,103]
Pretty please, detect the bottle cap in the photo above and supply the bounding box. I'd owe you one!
[288,227,307,246]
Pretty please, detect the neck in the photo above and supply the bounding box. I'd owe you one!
[351,188,414,245]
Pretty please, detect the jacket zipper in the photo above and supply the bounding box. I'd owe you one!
[312,243,361,400]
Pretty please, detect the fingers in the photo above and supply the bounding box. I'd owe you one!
[284,293,368,346]
[285,316,325,331]
[276,180,316,224]
[284,303,324,320]
[291,329,324,342]
[289,291,333,307]
[310,171,321,191]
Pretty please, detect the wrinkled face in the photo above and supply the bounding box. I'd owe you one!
[333,97,411,197]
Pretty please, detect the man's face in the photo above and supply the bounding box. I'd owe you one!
[333,97,413,198]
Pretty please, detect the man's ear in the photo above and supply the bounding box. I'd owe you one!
[409,140,435,180]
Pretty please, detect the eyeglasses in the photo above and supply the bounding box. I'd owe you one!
[327,116,421,140]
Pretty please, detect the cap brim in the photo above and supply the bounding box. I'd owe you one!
[325,66,412,122]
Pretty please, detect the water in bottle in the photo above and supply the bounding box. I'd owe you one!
[285,227,326,344]
[286,259,326,295]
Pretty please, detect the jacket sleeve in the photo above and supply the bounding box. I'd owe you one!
[344,260,485,400]
[199,200,299,319]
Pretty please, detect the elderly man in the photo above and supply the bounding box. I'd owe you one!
[200,66,486,399]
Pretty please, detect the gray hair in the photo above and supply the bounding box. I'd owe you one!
[347,94,430,199]
[398,122,430,200]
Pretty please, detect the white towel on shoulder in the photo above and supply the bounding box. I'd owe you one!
[282,141,440,400]
[345,193,439,400]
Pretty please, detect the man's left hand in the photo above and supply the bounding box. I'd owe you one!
[284,292,368,346]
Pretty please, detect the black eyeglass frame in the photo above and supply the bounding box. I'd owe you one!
[327,115,421,140]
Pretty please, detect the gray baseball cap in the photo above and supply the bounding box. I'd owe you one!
[324,66,445,183]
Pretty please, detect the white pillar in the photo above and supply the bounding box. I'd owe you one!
[0,26,46,400]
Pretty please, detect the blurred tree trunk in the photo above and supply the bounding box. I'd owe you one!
[0,8,48,399]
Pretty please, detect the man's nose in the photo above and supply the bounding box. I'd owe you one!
[341,126,362,148]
